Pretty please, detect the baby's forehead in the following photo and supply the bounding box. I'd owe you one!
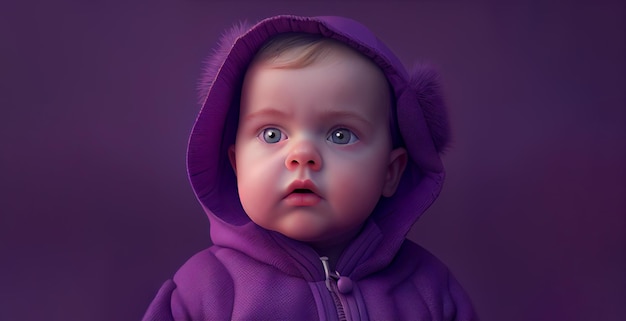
[245,44,390,102]
[240,47,391,127]
[250,33,384,76]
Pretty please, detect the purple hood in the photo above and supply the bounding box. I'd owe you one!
[188,15,450,280]
[143,15,477,321]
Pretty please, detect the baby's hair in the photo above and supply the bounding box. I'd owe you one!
[252,33,340,69]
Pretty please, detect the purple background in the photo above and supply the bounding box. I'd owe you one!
[1,1,624,320]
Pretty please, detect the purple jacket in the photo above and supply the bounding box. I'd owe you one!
[143,15,477,320]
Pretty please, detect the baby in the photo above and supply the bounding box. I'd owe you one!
[144,15,477,320]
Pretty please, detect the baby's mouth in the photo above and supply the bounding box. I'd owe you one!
[285,179,321,197]
[284,181,322,206]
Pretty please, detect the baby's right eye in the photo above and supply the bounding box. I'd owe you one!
[258,128,285,143]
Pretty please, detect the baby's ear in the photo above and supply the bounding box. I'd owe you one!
[228,145,237,175]
[382,147,408,197]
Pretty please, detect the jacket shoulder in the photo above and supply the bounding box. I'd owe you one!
[397,240,479,321]
[173,247,234,289]
[143,247,235,321]
[399,240,450,273]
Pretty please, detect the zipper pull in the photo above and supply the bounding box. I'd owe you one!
[320,256,335,291]
[320,256,348,320]
[320,257,354,295]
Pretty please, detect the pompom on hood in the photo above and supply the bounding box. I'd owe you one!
[187,15,450,278]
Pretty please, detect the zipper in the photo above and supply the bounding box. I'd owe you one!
[320,256,347,321]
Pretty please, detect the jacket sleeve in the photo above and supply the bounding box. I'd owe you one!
[447,272,479,321]
[142,248,235,321]
[142,280,177,321]
[402,240,479,321]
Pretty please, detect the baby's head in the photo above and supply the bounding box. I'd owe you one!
[189,16,449,258]
[228,33,407,249]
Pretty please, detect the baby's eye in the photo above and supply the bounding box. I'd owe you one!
[327,128,359,145]
[259,128,285,144]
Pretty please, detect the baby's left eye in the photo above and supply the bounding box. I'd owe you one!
[327,128,359,145]
[259,127,285,144]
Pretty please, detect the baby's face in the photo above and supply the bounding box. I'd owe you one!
[229,43,406,247]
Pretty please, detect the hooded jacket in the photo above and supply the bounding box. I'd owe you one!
[143,15,477,321]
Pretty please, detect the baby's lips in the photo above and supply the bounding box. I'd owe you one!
[283,192,322,207]
[285,179,322,198]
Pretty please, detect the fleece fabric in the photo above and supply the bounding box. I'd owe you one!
[143,15,477,321]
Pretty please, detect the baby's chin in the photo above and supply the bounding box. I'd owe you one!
[248,212,366,247]
[273,224,364,251]
[272,227,332,244]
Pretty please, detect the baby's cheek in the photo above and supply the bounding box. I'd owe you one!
[241,160,282,197]
[237,177,264,213]
[329,179,378,214]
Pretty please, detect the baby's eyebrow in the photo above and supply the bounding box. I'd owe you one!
[320,110,373,127]
[243,108,291,122]
[243,107,374,128]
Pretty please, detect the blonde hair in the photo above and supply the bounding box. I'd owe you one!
[252,33,341,69]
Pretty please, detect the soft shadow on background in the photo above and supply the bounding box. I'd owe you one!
[1,1,624,320]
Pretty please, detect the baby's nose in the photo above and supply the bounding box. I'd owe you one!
[285,141,322,171]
